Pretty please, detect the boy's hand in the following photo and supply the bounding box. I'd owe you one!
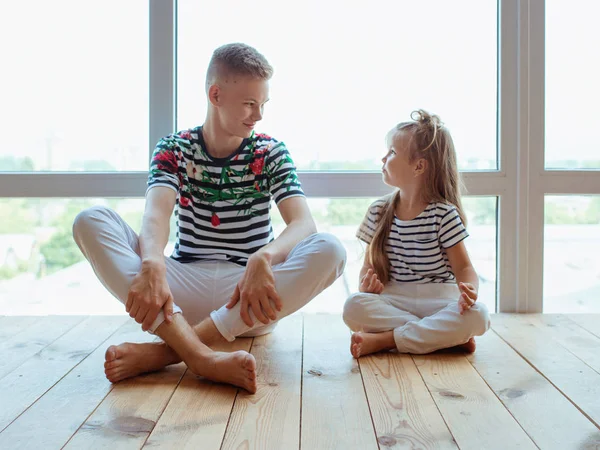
[359,268,384,294]
[458,282,478,314]
[226,252,282,327]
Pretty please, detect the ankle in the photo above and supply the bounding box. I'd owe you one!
[194,318,228,347]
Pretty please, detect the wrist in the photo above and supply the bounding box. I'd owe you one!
[141,257,165,272]
[251,249,274,266]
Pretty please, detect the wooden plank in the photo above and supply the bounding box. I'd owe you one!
[0,316,43,341]
[220,315,303,450]
[64,364,186,449]
[492,314,600,427]
[0,320,153,449]
[567,314,600,340]
[0,315,128,432]
[301,314,378,450]
[359,352,458,449]
[527,314,600,374]
[144,337,253,449]
[0,315,86,380]
[412,353,537,450]
[468,329,600,449]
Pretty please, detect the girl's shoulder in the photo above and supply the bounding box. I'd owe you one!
[430,201,457,215]
[366,196,391,216]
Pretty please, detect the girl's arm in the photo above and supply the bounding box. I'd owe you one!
[445,241,479,313]
[358,246,384,294]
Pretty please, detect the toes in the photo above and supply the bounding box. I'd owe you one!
[105,345,118,363]
[241,352,257,372]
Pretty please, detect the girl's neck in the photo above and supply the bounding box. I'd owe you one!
[394,189,430,221]
[202,116,244,159]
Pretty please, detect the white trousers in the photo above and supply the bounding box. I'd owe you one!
[73,206,346,340]
[343,282,491,354]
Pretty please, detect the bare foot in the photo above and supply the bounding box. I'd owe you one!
[438,337,476,354]
[350,331,395,359]
[104,343,258,393]
[191,351,258,394]
[104,342,180,383]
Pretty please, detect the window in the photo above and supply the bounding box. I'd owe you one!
[177,0,498,171]
[0,1,149,172]
[544,196,600,312]
[545,0,600,170]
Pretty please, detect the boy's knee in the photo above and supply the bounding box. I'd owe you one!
[72,205,111,237]
[310,232,347,274]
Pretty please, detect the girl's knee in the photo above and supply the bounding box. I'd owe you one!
[342,292,374,331]
[468,303,491,335]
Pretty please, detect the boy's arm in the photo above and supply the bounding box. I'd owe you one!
[255,196,316,265]
[128,187,177,331]
[226,196,316,327]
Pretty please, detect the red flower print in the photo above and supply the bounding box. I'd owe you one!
[211,212,220,227]
[249,156,265,175]
[180,130,192,140]
[254,181,261,192]
[152,150,178,173]
[179,196,191,207]
[255,133,271,140]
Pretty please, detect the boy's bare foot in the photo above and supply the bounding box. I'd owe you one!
[350,331,395,359]
[104,342,180,383]
[192,350,257,394]
[104,342,258,393]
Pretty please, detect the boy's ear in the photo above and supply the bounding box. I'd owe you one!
[207,84,221,106]
[414,158,427,176]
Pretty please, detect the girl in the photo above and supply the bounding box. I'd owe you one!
[343,110,490,358]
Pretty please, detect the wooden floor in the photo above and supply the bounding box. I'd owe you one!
[0,314,599,449]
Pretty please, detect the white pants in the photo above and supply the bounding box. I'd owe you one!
[73,205,346,340]
[343,282,490,354]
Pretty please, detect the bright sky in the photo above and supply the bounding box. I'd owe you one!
[0,0,598,171]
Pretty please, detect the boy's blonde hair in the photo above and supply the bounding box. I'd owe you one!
[206,43,273,90]
[368,109,467,284]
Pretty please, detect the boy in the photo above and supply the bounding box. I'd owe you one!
[73,43,346,393]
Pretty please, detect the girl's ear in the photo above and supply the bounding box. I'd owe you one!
[414,158,427,176]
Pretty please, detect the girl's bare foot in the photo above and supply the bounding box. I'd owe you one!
[438,337,477,353]
[350,331,395,359]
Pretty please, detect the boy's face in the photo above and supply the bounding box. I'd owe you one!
[212,76,270,139]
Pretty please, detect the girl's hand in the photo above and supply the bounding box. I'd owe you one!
[458,282,478,314]
[359,268,384,294]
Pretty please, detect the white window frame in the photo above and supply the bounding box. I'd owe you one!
[1,0,598,313]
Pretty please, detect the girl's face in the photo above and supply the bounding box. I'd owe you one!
[381,130,421,188]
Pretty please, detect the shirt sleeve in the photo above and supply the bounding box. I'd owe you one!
[356,201,382,245]
[266,142,305,204]
[147,135,181,195]
[438,207,469,248]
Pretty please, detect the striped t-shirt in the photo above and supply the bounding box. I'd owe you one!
[357,199,469,284]
[147,127,304,265]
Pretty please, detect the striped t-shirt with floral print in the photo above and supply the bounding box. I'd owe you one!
[147,126,304,266]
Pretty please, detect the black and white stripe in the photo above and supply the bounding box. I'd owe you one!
[147,127,304,265]
[357,200,469,283]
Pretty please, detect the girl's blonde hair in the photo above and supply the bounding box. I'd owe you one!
[368,109,467,284]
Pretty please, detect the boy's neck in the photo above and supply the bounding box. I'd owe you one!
[202,118,245,159]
